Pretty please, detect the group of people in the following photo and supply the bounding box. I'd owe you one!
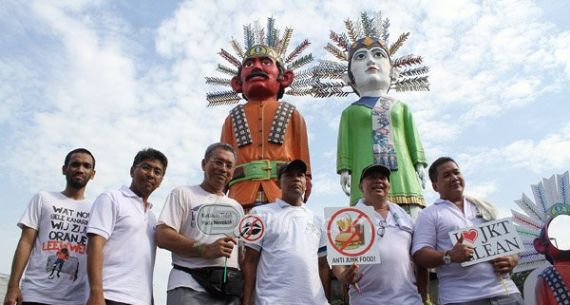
[4,12,534,305]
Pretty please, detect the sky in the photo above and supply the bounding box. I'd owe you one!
[1,0,569,303]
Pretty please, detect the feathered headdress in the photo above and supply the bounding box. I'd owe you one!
[511,171,570,272]
[312,12,430,98]
[206,17,314,106]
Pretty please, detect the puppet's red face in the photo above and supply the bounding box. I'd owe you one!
[231,56,292,100]
[241,57,280,99]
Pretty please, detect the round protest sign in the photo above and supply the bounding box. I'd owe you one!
[238,214,265,242]
[327,207,376,257]
[196,203,242,236]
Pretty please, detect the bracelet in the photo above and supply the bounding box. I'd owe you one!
[194,244,202,257]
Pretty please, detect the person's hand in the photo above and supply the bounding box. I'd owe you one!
[491,255,518,274]
[339,263,363,285]
[202,236,237,259]
[449,235,474,263]
[3,286,22,305]
[86,291,105,305]
[340,171,351,196]
[416,164,426,189]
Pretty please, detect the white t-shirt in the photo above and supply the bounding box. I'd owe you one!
[412,198,519,304]
[157,185,244,292]
[350,200,423,305]
[18,191,92,305]
[244,199,329,305]
[87,186,157,305]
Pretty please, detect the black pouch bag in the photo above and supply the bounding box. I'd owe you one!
[173,264,243,299]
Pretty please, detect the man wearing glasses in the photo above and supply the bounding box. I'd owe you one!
[332,164,428,305]
[86,148,168,305]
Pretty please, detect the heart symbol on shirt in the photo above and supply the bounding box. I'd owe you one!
[461,229,478,244]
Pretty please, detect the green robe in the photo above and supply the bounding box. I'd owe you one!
[337,97,427,206]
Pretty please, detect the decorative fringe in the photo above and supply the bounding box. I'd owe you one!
[217,64,238,76]
[325,43,348,61]
[230,39,244,60]
[344,19,359,44]
[284,39,310,64]
[393,55,423,68]
[277,28,293,57]
[206,91,241,106]
[287,54,313,71]
[218,49,241,68]
[205,77,231,86]
[389,32,410,56]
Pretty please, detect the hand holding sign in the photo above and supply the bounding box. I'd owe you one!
[202,236,237,259]
[449,235,475,263]
[491,255,519,274]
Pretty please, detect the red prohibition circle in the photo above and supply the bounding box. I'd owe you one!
[239,215,265,242]
[327,207,376,257]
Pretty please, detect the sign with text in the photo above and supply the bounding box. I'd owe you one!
[449,218,524,267]
[325,207,380,266]
[196,203,242,236]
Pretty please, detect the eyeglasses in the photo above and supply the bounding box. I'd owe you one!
[138,163,164,177]
[377,220,386,238]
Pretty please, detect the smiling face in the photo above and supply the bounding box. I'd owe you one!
[432,161,465,202]
[202,148,236,194]
[62,152,95,189]
[359,171,391,204]
[130,158,165,199]
[348,40,392,96]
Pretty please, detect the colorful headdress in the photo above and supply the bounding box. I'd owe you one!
[206,17,314,106]
[312,12,430,98]
[511,171,570,272]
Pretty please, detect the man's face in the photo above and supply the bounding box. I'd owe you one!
[279,168,307,199]
[130,158,165,198]
[202,148,235,193]
[432,161,465,200]
[62,152,95,189]
[232,56,284,100]
[350,46,392,94]
[359,172,391,202]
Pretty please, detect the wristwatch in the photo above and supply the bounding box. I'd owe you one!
[443,250,452,265]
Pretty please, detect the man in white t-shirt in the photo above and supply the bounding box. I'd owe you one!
[86,148,167,305]
[155,143,244,305]
[412,157,524,305]
[242,159,330,305]
[333,164,427,305]
[4,148,96,305]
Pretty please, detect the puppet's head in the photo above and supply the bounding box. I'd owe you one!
[206,17,314,106]
[533,205,570,264]
[313,12,429,98]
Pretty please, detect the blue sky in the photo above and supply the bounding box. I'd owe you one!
[1,0,569,303]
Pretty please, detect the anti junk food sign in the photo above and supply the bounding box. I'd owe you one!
[325,207,380,266]
[449,218,524,267]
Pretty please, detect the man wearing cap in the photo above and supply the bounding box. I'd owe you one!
[242,160,330,305]
[210,18,312,210]
[412,157,523,305]
[333,164,428,305]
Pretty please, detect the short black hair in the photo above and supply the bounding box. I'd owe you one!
[428,156,457,183]
[132,148,168,172]
[204,142,236,160]
[64,148,95,169]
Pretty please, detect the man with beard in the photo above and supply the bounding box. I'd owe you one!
[86,148,167,305]
[208,18,313,210]
[155,143,244,305]
[4,148,96,305]
[242,160,330,305]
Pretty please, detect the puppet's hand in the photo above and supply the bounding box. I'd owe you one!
[416,164,426,189]
[340,171,351,196]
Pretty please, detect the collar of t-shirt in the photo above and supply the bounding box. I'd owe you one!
[119,185,154,209]
[434,197,480,222]
[355,199,413,232]
[276,198,307,210]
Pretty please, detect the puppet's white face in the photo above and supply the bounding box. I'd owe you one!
[350,46,392,95]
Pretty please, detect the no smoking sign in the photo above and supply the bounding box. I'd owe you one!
[325,207,380,265]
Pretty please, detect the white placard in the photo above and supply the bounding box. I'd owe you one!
[325,207,380,265]
[449,218,524,267]
[196,203,242,236]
